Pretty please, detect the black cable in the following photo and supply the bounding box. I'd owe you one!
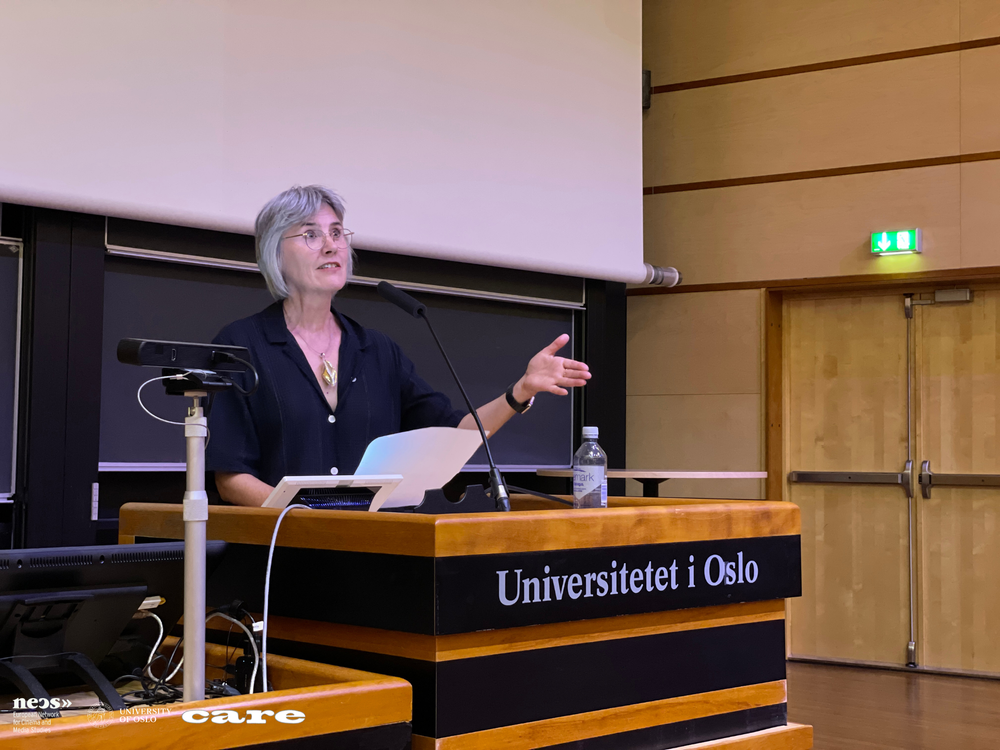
[507,485,574,506]
[149,632,184,697]
[111,604,257,705]
[117,670,181,706]
[216,353,259,396]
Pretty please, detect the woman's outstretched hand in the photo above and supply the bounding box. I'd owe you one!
[514,333,591,400]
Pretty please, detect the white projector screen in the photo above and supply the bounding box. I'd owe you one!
[0,1,644,283]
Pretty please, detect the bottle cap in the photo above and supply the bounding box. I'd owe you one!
[581,426,599,439]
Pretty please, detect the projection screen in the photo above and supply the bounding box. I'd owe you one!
[0,1,645,283]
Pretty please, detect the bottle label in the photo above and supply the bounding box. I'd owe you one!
[574,466,605,500]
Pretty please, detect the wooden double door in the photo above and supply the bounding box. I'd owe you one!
[786,287,1000,674]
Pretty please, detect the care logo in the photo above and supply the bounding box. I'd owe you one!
[182,708,306,724]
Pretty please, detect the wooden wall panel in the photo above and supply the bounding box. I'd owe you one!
[644,165,961,286]
[962,0,1000,40]
[627,290,760,396]
[642,0,958,86]
[644,54,959,187]
[626,393,762,499]
[960,46,1000,154]
[961,160,1000,270]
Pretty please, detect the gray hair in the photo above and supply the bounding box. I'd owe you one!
[255,185,355,300]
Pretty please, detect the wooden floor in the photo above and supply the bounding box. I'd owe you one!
[787,661,1000,749]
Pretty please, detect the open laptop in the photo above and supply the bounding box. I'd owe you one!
[261,426,483,511]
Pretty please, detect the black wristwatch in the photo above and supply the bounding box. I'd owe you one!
[505,383,534,414]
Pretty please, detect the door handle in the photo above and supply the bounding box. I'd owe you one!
[919,460,1000,499]
[789,460,914,499]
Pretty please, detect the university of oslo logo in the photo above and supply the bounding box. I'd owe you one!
[85,701,114,728]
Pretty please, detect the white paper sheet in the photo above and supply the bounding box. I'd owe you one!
[356,427,484,510]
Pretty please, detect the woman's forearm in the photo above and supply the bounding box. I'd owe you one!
[458,393,518,436]
[216,472,274,507]
[458,377,532,436]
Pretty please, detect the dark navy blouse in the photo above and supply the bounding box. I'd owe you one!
[205,302,465,486]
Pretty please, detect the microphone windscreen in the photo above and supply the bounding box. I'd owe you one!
[377,281,426,318]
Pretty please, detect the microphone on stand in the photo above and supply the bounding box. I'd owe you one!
[377,280,511,512]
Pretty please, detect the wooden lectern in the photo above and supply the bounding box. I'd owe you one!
[120,498,812,749]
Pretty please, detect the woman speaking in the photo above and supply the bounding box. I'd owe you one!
[207,185,590,506]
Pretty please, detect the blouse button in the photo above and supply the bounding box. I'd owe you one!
[330,467,339,475]
[328,415,336,423]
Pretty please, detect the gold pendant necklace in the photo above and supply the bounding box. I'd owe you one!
[287,314,339,390]
[320,355,337,387]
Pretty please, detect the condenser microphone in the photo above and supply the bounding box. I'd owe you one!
[377,280,511,511]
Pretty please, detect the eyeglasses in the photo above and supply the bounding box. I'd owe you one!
[283,227,354,251]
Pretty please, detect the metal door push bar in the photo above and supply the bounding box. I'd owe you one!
[788,461,914,499]
[918,461,1000,499]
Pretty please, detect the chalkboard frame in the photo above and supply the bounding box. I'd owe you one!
[0,238,23,500]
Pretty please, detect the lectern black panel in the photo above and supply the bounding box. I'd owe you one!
[261,619,787,739]
[100,259,575,468]
[204,536,802,636]
[0,252,18,494]
[435,619,786,736]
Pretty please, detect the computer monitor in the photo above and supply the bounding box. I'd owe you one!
[0,540,227,715]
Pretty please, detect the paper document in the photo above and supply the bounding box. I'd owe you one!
[356,427,483,510]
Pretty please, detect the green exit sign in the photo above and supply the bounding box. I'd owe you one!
[871,229,921,255]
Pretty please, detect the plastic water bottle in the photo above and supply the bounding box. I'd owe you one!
[573,426,607,509]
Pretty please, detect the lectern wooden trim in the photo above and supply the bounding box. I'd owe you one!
[0,642,411,749]
[119,498,798,556]
[120,498,810,749]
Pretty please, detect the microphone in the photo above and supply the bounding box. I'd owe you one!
[377,280,511,512]
[376,281,426,318]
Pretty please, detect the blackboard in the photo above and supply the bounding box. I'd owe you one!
[99,259,575,471]
[0,252,17,495]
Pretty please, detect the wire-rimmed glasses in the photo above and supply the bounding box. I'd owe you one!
[283,227,354,251]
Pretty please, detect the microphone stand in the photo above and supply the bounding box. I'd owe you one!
[163,368,250,699]
[118,340,258,701]
[181,391,209,703]
[377,281,511,511]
